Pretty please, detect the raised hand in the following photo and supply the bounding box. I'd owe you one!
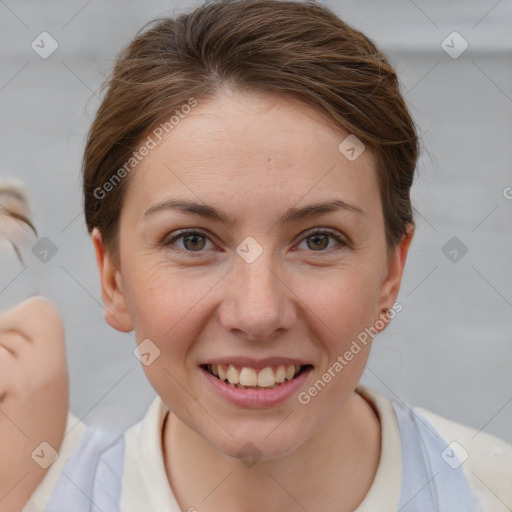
[0,296,69,512]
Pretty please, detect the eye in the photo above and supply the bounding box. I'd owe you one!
[162,229,214,253]
[161,227,349,255]
[296,228,348,252]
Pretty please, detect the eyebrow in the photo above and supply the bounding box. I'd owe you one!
[144,198,365,226]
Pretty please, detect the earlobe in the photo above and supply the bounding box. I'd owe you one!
[91,228,133,332]
[375,224,415,329]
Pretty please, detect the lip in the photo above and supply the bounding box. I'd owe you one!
[199,357,312,369]
[199,364,314,408]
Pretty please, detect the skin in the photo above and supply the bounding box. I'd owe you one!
[93,89,414,511]
[0,297,69,512]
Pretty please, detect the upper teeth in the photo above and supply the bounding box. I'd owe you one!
[210,364,301,388]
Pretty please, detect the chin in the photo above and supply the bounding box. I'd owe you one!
[206,422,308,463]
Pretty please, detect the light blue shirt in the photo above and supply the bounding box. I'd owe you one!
[42,393,478,512]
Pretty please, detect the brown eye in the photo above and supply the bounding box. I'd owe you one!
[306,233,330,250]
[297,229,347,252]
[163,230,213,253]
[181,233,206,251]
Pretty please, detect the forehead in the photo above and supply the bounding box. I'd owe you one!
[124,90,379,218]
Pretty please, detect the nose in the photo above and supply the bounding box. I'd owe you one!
[218,251,297,341]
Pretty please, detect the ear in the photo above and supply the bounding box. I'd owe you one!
[374,223,414,330]
[92,227,133,332]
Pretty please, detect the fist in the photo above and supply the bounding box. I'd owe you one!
[0,296,69,511]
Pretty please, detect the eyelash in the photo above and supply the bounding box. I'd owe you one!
[160,228,350,255]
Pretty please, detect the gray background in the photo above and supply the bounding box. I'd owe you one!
[1,0,511,443]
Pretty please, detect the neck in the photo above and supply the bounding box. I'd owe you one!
[162,389,381,512]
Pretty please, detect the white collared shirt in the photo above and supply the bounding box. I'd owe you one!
[23,385,512,511]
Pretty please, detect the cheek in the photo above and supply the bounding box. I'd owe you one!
[294,264,382,339]
[124,265,210,407]
[123,262,220,382]
[293,272,376,411]
[124,259,206,332]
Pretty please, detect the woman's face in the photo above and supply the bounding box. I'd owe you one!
[94,90,411,459]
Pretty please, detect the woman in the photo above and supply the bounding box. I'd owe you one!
[6,1,512,511]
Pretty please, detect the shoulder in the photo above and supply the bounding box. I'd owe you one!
[23,412,123,512]
[357,385,512,512]
[22,411,86,511]
[24,398,168,512]
[414,406,512,512]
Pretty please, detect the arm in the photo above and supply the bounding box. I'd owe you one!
[0,297,69,512]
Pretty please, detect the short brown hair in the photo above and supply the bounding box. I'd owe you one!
[82,0,419,265]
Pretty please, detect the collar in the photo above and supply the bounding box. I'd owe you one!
[119,385,402,512]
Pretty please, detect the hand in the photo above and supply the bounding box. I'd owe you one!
[0,296,69,512]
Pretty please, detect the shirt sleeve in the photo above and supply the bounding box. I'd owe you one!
[415,406,512,512]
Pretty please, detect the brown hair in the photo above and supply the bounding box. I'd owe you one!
[82,0,419,266]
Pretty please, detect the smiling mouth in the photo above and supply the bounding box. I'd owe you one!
[200,363,313,390]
